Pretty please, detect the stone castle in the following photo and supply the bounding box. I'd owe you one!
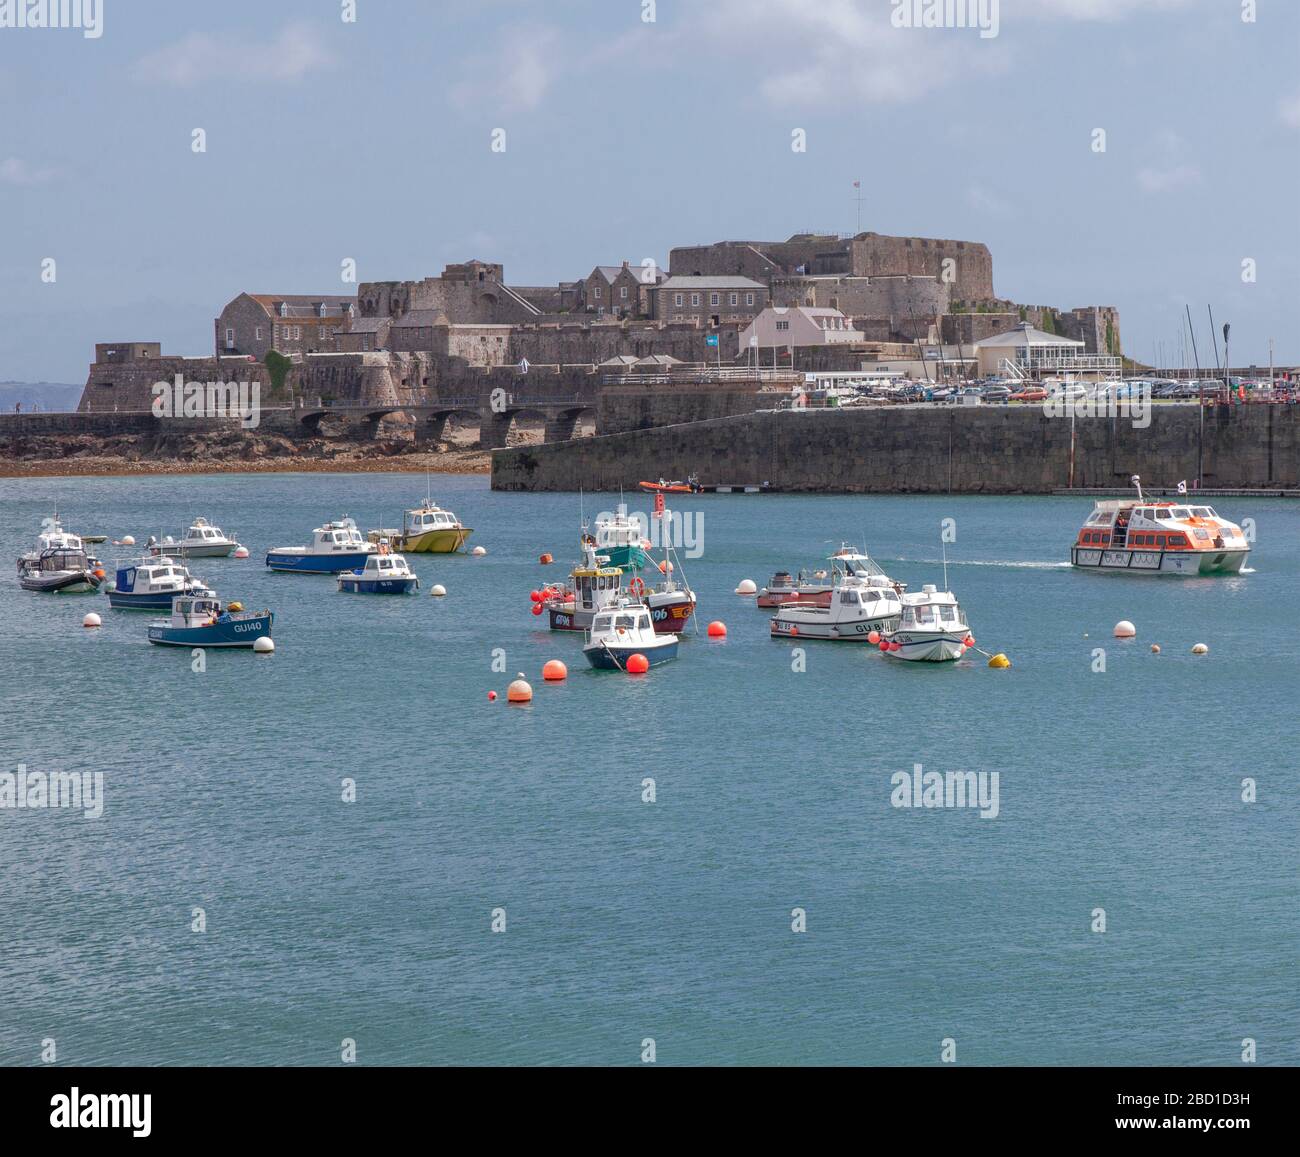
[79,228,1121,416]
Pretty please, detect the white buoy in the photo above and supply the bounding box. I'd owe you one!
[253,636,275,653]
[429,583,447,597]
[471,546,487,556]
[735,579,757,595]
[233,546,250,559]
[1113,620,1136,638]
[1191,642,1208,654]
[82,612,101,628]
[121,535,135,546]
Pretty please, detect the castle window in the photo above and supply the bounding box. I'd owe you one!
[225,327,234,347]
[745,293,754,305]
[729,293,738,305]
[593,286,602,300]
[620,286,628,300]
[710,293,720,306]
[278,302,288,317]
[690,293,700,306]
[255,326,262,340]
[674,293,683,307]
[776,320,790,331]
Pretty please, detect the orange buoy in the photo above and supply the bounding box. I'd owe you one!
[507,674,532,703]
[542,659,567,681]
[658,560,673,574]
[878,640,889,651]
[789,625,798,637]
[531,604,544,616]
[539,553,553,565]
[93,568,106,580]
[626,653,650,674]
[867,631,880,644]
[487,690,497,701]
[529,590,542,602]
[707,621,726,638]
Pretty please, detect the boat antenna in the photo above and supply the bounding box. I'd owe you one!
[942,538,948,592]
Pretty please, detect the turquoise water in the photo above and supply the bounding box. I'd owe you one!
[1,473,1295,1066]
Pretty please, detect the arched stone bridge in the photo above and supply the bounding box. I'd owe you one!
[291,397,596,448]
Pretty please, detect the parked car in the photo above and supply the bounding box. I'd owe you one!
[1009,386,1048,402]
[981,385,1012,403]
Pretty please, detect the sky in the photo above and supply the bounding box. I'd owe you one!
[0,0,1297,383]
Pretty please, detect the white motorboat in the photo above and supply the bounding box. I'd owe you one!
[266,517,376,574]
[769,548,903,641]
[337,550,420,594]
[583,598,679,669]
[149,518,241,558]
[881,585,972,662]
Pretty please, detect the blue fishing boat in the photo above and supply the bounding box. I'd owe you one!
[582,599,679,670]
[108,556,214,610]
[147,596,273,648]
[266,517,375,574]
[337,549,420,594]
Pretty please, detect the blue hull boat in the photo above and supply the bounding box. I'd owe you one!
[112,590,190,610]
[266,550,373,574]
[337,575,419,594]
[148,597,274,648]
[584,638,678,670]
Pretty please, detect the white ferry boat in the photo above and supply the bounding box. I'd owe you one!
[1071,477,1250,575]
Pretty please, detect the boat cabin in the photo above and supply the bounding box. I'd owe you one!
[33,548,90,573]
[37,522,83,552]
[314,521,369,550]
[116,559,192,590]
[406,506,461,531]
[572,566,623,611]
[1078,502,1231,551]
[591,604,654,637]
[358,553,412,577]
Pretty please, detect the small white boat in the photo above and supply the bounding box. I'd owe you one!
[266,518,376,574]
[18,516,99,570]
[18,548,102,593]
[149,518,241,558]
[583,599,679,669]
[881,585,971,662]
[769,549,903,641]
[337,550,420,594]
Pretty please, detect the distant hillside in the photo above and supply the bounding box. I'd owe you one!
[0,382,83,412]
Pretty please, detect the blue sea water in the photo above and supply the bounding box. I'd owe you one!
[0,473,1295,1067]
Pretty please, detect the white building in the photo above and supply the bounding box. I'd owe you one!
[974,322,1119,380]
[738,306,862,355]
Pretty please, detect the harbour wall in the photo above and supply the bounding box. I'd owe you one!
[491,404,1300,493]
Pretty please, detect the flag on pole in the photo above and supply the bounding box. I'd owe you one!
[1176,480,1187,495]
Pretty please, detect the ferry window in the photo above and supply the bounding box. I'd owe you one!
[1172,507,1191,519]
[1168,535,1186,547]
[1155,509,1171,519]
[1194,529,1209,540]
[615,616,635,629]
[840,592,857,605]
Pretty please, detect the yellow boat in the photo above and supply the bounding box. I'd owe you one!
[390,500,473,553]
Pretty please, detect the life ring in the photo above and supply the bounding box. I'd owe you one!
[627,577,646,596]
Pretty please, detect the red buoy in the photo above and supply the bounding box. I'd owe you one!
[531,604,544,616]
[707,621,726,638]
[542,659,567,681]
[626,653,650,674]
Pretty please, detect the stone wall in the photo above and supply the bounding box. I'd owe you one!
[595,383,779,434]
[492,404,1299,493]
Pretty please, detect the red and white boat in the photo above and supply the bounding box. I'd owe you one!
[535,539,694,635]
[756,569,832,608]
[1071,477,1250,575]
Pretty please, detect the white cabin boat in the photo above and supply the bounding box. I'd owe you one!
[149,518,241,558]
[583,599,679,669]
[337,550,420,594]
[882,585,971,662]
[769,549,903,641]
[266,518,376,573]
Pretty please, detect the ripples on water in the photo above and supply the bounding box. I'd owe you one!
[0,476,1295,1065]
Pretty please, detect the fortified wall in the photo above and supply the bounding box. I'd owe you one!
[670,232,995,302]
[492,404,1299,494]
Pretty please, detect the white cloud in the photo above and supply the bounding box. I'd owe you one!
[133,23,333,87]
[0,157,56,185]
[693,0,1004,108]
[451,26,561,113]
[1018,0,1195,19]
[966,185,1013,216]
[1279,91,1300,130]
[1136,164,1201,194]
